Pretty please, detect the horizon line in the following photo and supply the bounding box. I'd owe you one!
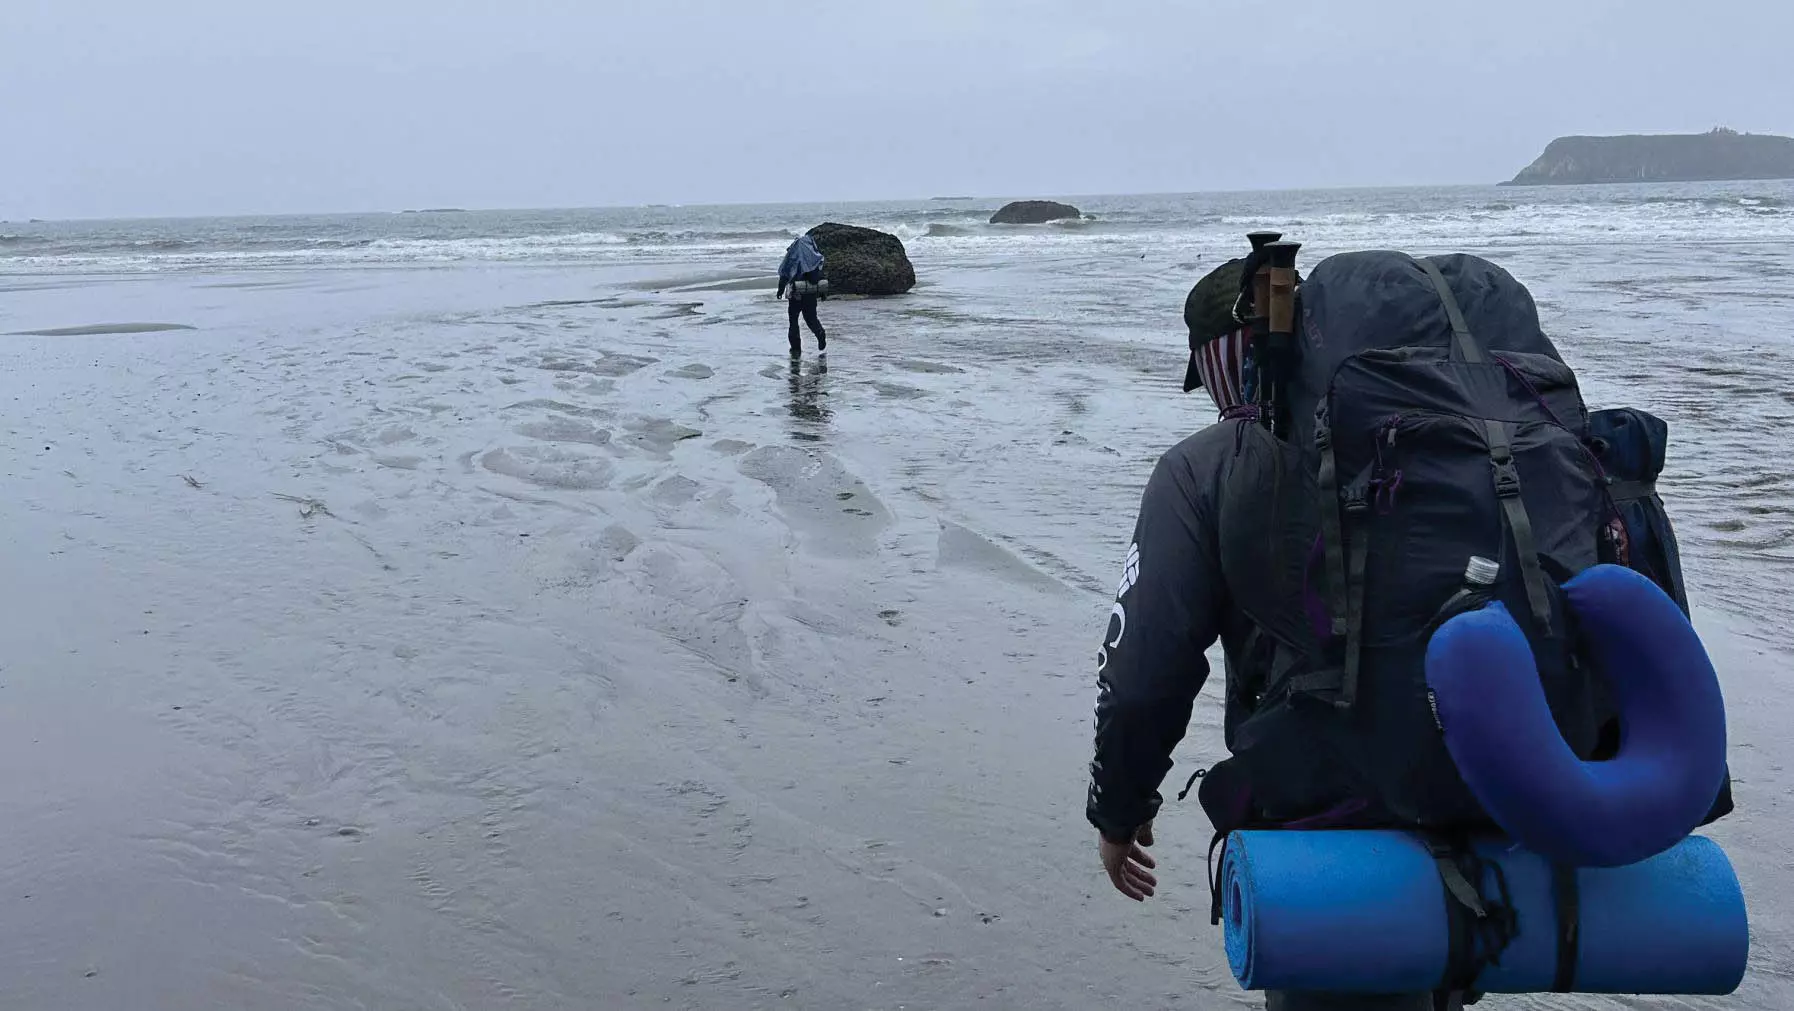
[8,179,1535,226]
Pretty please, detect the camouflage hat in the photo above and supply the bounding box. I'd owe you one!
[1180,256,1301,394]
[1182,258,1248,393]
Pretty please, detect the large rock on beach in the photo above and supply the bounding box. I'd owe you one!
[989,200,1082,225]
[806,222,916,296]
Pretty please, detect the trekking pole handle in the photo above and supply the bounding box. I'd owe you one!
[1267,241,1302,336]
[1234,232,1282,324]
[1245,232,1286,431]
[1249,232,1280,310]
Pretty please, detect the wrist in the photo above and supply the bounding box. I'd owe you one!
[1089,811,1139,845]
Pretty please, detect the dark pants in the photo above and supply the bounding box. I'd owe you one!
[1267,992,1453,1010]
[787,295,825,353]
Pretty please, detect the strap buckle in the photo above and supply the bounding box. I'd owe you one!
[1287,666,1344,698]
[1491,459,1521,498]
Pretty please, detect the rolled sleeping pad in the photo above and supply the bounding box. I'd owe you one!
[1221,829,1748,994]
[1426,563,1729,868]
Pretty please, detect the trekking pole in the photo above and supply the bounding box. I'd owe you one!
[1265,240,1302,438]
[1240,231,1281,427]
[1235,231,1280,323]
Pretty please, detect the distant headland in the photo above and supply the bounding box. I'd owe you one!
[1504,127,1794,186]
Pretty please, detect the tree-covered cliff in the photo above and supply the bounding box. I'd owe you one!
[1505,128,1794,186]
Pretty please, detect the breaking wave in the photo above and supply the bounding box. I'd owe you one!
[7,179,1792,274]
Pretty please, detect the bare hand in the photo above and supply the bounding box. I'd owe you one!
[1099,821,1158,901]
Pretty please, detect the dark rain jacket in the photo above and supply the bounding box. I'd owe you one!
[1087,419,1261,843]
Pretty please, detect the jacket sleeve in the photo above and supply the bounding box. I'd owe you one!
[1086,442,1226,842]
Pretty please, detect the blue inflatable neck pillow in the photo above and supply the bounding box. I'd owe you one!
[1425,564,1728,868]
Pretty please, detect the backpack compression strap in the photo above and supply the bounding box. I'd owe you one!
[1414,256,1484,365]
[1415,254,1553,635]
[1484,420,1555,634]
[1606,479,1655,501]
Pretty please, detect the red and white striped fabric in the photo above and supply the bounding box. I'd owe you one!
[1192,328,1252,412]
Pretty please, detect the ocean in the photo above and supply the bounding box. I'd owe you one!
[3,182,1791,1009]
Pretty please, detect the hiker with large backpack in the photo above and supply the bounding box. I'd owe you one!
[1087,245,1734,1010]
[777,232,829,355]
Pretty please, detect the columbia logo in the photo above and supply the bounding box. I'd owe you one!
[1117,542,1141,598]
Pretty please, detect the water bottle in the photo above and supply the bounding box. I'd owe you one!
[1464,556,1500,589]
[1428,556,1501,635]
[1426,556,1502,729]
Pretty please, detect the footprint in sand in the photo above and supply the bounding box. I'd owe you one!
[652,474,701,506]
[550,378,614,397]
[870,381,929,400]
[481,445,614,490]
[595,524,640,561]
[936,521,1065,592]
[893,359,963,375]
[541,524,641,590]
[738,446,891,558]
[539,359,606,376]
[617,417,703,457]
[600,542,762,689]
[504,399,611,420]
[515,416,613,447]
[538,352,660,377]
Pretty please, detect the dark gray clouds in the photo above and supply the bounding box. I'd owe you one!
[5,0,1790,218]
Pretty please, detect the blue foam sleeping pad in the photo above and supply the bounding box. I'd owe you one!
[1427,564,1729,868]
[1221,830,1748,995]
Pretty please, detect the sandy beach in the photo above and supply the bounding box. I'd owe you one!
[3,186,1792,1009]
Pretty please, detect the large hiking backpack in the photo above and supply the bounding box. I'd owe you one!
[1209,251,1617,832]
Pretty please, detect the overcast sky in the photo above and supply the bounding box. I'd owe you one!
[5,0,1791,219]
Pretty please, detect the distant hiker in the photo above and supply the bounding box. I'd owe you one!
[777,233,828,355]
[1086,251,1730,1011]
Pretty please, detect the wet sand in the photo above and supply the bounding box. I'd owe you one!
[1,252,1790,1010]
[6,322,197,336]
